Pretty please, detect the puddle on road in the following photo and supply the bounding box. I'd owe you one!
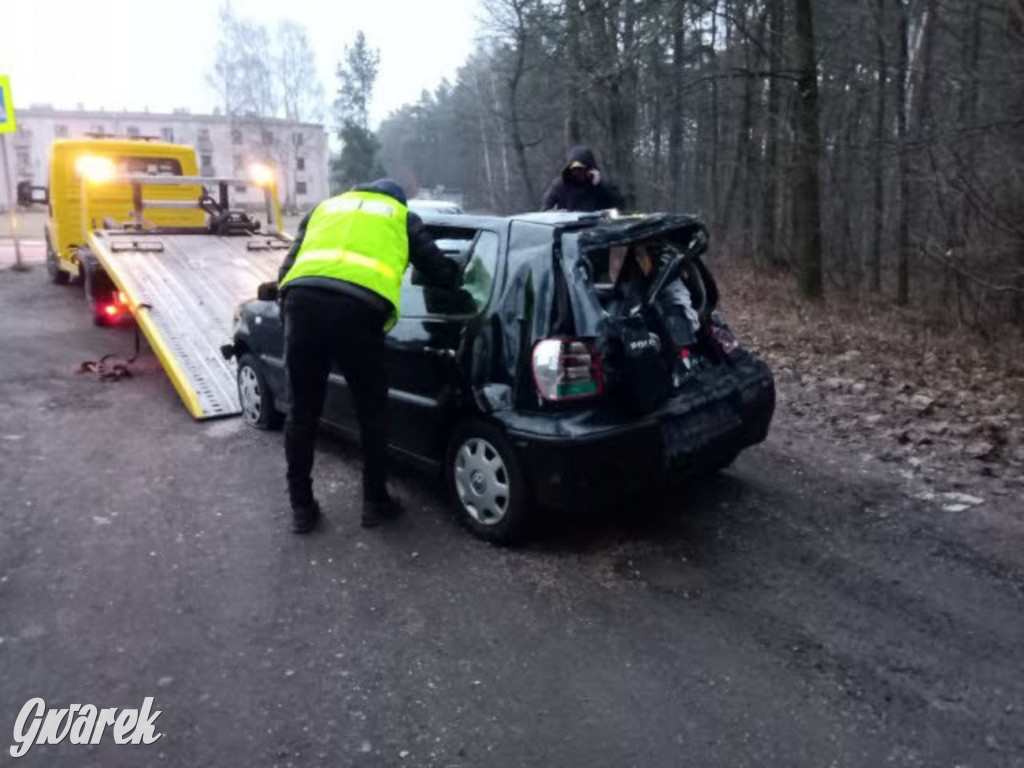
[613,550,709,596]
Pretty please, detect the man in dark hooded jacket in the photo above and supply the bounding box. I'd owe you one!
[275,179,461,533]
[541,146,625,212]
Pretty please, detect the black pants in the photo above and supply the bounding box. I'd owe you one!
[283,287,389,508]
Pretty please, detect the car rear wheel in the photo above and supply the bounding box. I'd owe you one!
[237,353,283,430]
[708,449,740,473]
[447,421,532,544]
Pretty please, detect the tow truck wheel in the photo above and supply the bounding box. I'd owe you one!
[237,354,283,430]
[46,237,69,285]
[80,248,113,326]
[446,421,532,545]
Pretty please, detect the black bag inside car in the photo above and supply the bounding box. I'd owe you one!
[610,314,672,415]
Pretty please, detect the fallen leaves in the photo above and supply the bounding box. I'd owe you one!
[717,264,1024,496]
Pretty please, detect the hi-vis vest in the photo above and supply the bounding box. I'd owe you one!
[280,190,409,329]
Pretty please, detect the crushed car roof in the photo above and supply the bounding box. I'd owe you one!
[416,210,706,236]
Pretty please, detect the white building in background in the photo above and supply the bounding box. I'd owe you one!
[1,105,330,212]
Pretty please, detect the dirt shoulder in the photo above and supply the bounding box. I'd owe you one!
[717,263,1024,508]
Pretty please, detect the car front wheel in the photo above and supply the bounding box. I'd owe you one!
[446,421,532,544]
[237,353,283,430]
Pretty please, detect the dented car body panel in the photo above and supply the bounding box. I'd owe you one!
[228,211,775,508]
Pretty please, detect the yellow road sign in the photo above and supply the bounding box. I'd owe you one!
[0,76,17,134]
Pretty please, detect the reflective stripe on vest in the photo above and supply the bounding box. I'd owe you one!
[280,190,409,330]
[293,248,400,281]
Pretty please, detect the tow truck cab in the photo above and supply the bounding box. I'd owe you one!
[43,137,203,283]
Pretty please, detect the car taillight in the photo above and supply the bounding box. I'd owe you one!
[532,338,603,401]
[711,320,740,355]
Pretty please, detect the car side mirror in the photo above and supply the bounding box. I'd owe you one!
[257,281,279,301]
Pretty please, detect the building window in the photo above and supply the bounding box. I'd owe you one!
[296,157,305,171]
[55,124,69,138]
[16,150,31,172]
[161,127,174,142]
[126,126,140,138]
[231,129,242,145]
[200,154,214,176]
[91,124,105,135]
[233,155,244,174]
[295,181,308,196]
[198,128,211,142]
[235,184,248,194]
[261,129,273,146]
[293,132,304,146]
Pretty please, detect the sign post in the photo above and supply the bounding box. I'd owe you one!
[0,74,25,271]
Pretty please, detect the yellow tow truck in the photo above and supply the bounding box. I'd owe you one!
[38,135,290,420]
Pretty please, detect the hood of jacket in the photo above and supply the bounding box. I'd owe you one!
[561,146,599,183]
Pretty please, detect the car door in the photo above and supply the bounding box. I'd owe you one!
[321,227,504,466]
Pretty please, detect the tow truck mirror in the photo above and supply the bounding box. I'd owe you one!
[256,282,279,302]
[16,182,48,207]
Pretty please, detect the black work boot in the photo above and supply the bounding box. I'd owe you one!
[361,495,403,528]
[291,500,321,534]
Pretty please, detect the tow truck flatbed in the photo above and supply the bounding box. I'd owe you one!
[87,228,289,419]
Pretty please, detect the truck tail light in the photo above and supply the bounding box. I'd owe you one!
[531,338,603,401]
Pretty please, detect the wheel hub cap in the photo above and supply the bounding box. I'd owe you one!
[239,367,261,423]
[454,437,511,526]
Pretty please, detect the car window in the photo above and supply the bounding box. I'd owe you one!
[401,231,500,318]
[117,157,184,176]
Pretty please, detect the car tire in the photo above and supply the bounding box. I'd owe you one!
[708,449,740,473]
[446,421,532,545]
[46,236,69,285]
[237,353,283,430]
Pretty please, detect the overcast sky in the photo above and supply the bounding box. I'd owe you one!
[1,0,481,128]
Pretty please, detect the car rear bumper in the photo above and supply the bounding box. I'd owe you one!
[499,353,775,509]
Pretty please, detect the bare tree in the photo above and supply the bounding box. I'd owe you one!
[792,0,823,299]
[207,2,277,119]
[277,21,326,124]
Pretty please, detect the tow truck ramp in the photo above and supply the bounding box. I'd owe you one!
[88,228,289,420]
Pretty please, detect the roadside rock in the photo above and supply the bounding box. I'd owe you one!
[965,441,998,461]
[910,394,937,416]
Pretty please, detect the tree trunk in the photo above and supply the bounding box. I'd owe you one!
[668,0,686,208]
[763,0,785,269]
[708,1,721,220]
[869,0,887,292]
[896,0,910,306]
[564,0,584,148]
[792,0,824,299]
[507,1,537,209]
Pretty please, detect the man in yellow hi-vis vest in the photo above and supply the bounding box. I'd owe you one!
[276,179,460,533]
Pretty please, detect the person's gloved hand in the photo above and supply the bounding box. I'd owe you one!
[257,281,280,301]
[588,169,602,186]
